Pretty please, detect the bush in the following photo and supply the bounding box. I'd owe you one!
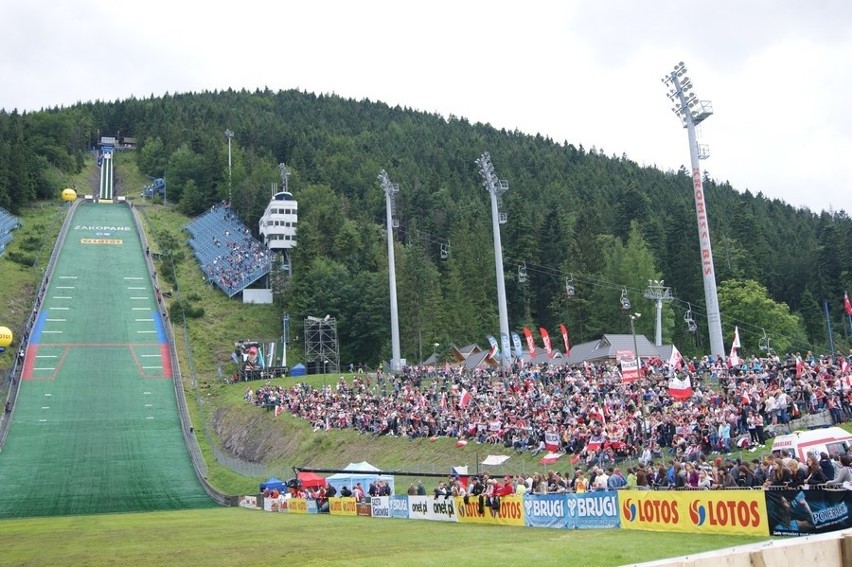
[168,299,204,322]
[6,251,35,266]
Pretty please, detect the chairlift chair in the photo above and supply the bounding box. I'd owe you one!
[564,275,575,298]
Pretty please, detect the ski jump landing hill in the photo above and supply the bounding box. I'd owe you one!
[0,195,224,517]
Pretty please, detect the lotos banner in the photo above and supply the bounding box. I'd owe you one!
[619,490,767,536]
[287,498,310,514]
[455,495,524,526]
[765,489,852,536]
[566,492,620,529]
[524,494,568,529]
[329,497,358,516]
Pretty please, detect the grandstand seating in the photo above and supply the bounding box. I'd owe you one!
[184,205,270,297]
[0,207,22,255]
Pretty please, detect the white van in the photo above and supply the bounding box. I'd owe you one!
[771,427,852,461]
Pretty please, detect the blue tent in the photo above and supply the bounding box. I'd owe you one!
[290,363,306,377]
[260,477,286,492]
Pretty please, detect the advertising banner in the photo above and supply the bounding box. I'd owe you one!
[288,498,310,514]
[390,495,409,519]
[306,499,318,514]
[455,495,524,526]
[356,502,373,517]
[238,495,257,509]
[566,492,620,529]
[329,497,358,516]
[765,489,852,536]
[263,496,288,513]
[619,490,767,536]
[426,496,458,522]
[371,496,391,519]
[407,495,430,520]
[524,494,568,529]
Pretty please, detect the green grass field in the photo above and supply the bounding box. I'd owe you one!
[0,507,763,567]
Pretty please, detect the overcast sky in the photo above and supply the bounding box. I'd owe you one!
[2,0,850,213]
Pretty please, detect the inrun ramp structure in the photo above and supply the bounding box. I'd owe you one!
[0,202,214,517]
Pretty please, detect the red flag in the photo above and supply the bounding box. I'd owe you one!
[544,431,560,452]
[523,327,537,355]
[621,358,640,383]
[559,323,571,356]
[459,389,472,408]
[456,439,468,447]
[589,405,606,427]
[539,452,561,465]
[274,405,283,417]
[539,327,553,357]
[668,345,684,371]
[668,374,692,400]
[727,326,743,368]
[845,292,852,316]
[796,358,804,378]
[486,335,499,359]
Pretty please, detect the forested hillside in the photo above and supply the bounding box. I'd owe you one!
[1,89,850,366]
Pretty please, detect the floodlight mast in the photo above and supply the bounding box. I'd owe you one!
[225,129,234,202]
[644,279,673,346]
[663,62,725,360]
[476,153,512,371]
[378,170,402,373]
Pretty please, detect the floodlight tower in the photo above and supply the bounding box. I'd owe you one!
[476,153,512,371]
[378,170,402,373]
[644,279,672,346]
[662,62,725,359]
[225,129,234,202]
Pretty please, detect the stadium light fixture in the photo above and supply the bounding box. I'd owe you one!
[378,170,402,373]
[661,62,724,359]
[476,153,512,372]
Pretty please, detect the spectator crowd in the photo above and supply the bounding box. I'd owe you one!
[248,349,852,491]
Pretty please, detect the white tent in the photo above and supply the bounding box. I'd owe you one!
[326,461,395,495]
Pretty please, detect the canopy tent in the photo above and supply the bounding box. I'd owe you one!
[259,477,286,492]
[326,461,395,495]
[297,471,326,490]
[290,363,306,377]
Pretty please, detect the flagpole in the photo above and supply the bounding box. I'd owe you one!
[825,300,835,357]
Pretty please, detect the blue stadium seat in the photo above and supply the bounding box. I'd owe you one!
[184,205,270,297]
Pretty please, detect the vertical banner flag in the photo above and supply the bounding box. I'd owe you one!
[459,389,472,408]
[486,335,499,359]
[511,332,523,360]
[539,327,553,357]
[501,333,511,362]
[559,323,571,356]
[845,291,852,316]
[523,327,537,356]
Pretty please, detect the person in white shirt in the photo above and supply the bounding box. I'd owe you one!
[593,467,609,491]
[765,395,777,425]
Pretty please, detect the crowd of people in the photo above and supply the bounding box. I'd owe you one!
[248,349,852,492]
[193,203,271,294]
